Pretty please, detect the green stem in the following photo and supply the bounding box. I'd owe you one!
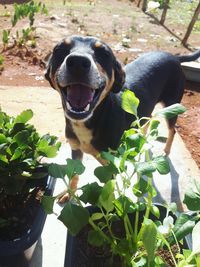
[144,149,153,219]
[133,171,140,244]
[137,152,153,241]
[160,234,178,267]
[88,217,112,244]
[124,215,133,253]
[171,230,181,264]
[115,178,121,196]
[103,209,117,243]
[134,210,139,242]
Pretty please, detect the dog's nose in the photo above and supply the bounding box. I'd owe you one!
[66,55,91,74]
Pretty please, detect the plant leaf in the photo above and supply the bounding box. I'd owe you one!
[14,109,33,124]
[0,154,8,164]
[142,219,157,263]
[150,205,160,219]
[152,156,170,175]
[183,180,200,211]
[37,137,60,158]
[41,195,56,214]
[192,221,200,255]
[100,151,120,169]
[133,177,149,197]
[114,239,130,255]
[90,212,103,221]
[98,180,115,212]
[88,229,104,247]
[58,202,89,235]
[94,164,117,183]
[65,159,85,180]
[113,195,136,217]
[149,119,160,135]
[136,161,156,176]
[10,147,22,161]
[0,134,7,144]
[155,104,186,119]
[48,163,67,179]
[80,182,102,205]
[13,130,29,147]
[121,90,139,116]
[37,145,58,158]
[172,213,195,243]
[124,133,146,152]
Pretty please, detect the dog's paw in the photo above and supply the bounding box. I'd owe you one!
[163,147,170,156]
[57,175,79,204]
[57,191,71,203]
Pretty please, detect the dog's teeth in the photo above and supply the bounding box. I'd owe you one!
[84,104,90,112]
[67,102,72,111]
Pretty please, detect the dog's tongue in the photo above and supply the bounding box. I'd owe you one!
[67,85,94,109]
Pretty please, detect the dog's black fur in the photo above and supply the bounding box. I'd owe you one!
[45,36,200,163]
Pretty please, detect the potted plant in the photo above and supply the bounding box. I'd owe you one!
[43,91,200,266]
[0,109,60,264]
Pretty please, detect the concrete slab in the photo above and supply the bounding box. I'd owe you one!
[181,61,200,82]
[0,86,200,267]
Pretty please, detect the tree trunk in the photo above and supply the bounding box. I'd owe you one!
[160,0,170,25]
[182,2,200,46]
[137,0,142,8]
[142,0,148,12]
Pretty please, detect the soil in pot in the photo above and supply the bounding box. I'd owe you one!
[0,187,43,241]
[0,173,50,242]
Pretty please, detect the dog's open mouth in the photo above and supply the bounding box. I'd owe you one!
[61,83,103,119]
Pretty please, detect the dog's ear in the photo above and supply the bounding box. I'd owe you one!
[44,54,56,89]
[112,59,125,93]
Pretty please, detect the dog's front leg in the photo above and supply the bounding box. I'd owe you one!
[58,149,83,203]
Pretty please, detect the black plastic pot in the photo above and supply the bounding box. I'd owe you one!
[65,206,116,267]
[0,175,55,267]
[64,204,191,267]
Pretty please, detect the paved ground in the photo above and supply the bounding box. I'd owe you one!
[0,85,200,267]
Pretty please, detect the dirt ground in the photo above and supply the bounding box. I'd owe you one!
[0,0,200,168]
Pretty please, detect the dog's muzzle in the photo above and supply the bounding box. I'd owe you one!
[60,82,106,120]
[58,54,106,120]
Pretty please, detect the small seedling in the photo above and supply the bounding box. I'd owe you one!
[11,1,48,27]
[3,10,11,18]
[2,30,10,50]
[1,1,48,50]
[0,55,4,72]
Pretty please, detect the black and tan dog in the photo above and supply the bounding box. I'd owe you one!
[45,35,200,198]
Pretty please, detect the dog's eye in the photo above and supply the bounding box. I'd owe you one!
[94,45,113,78]
[53,42,71,62]
[94,45,111,59]
[94,45,112,67]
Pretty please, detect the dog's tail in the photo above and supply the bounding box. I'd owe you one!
[177,49,200,63]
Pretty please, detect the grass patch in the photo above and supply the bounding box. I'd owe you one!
[165,0,199,26]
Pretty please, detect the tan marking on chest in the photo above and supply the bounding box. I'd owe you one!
[71,122,99,156]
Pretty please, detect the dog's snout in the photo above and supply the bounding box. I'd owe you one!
[66,55,91,74]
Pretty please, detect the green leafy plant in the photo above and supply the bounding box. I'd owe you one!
[16,27,36,47]
[0,55,4,72]
[11,1,48,27]
[1,1,48,49]
[43,91,200,266]
[0,109,61,195]
[12,1,48,46]
[3,10,11,18]
[2,30,10,50]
